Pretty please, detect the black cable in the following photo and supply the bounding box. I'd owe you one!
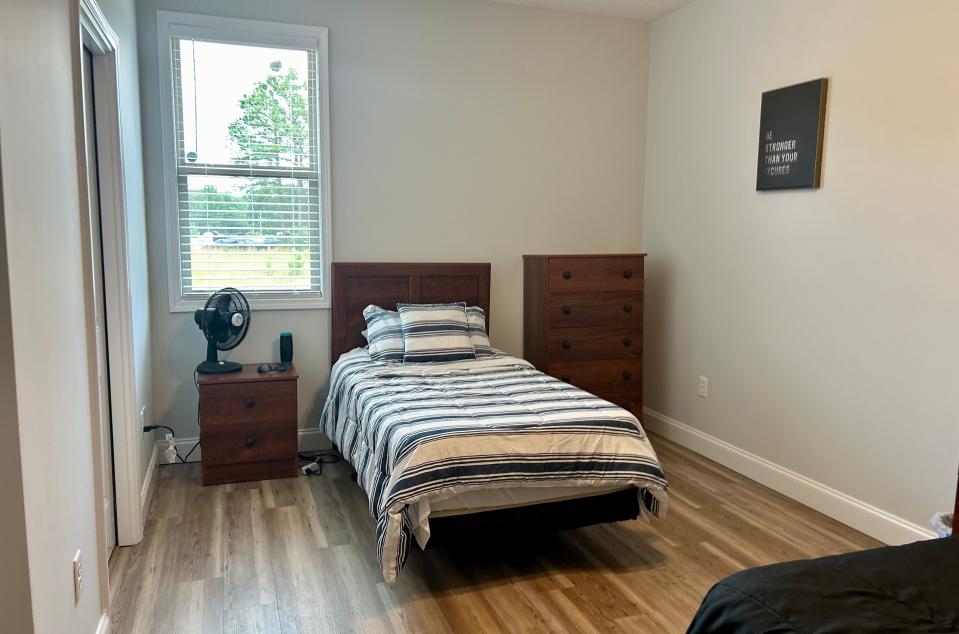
[297,450,340,476]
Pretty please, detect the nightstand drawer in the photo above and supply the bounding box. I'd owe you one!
[199,380,296,426]
[202,421,296,466]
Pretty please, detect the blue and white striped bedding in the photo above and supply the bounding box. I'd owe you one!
[319,349,669,583]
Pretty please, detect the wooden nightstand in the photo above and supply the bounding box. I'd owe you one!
[197,363,299,485]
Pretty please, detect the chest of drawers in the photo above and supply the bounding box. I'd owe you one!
[197,364,299,485]
[523,254,645,418]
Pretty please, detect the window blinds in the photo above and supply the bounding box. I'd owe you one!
[171,37,323,298]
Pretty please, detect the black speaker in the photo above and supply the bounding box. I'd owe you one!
[280,331,293,363]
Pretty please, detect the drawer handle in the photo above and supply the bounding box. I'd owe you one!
[622,371,632,380]
[623,303,632,313]
[561,340,571,350]
[562,305,572,315]
[622,337,632,347]
[623,270,633,279]
[561,375,571,383]
[245,436,256,448]
[562,271,572,280]
[244,398,256,408]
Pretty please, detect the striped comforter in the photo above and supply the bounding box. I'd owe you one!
[319,349,669,583]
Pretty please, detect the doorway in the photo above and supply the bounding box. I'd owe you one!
[81,44,118,556]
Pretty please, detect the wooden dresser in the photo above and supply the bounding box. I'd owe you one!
[197,364,299,485]
[523,254,645,418]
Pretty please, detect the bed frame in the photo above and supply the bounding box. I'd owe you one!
[328,261,641,546]
[331,262,491,362]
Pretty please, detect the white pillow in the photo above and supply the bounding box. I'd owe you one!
[362,305,404,362]
[465,306,494,357]
[396,302,476,363]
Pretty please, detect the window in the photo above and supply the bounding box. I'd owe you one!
[157,12,331,310]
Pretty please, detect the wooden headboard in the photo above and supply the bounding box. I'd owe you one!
[330,262,491,364]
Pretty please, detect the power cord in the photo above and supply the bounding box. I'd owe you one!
[298,450,340,476]
[141,371,203,464]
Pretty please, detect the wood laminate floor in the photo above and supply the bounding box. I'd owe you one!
[109,434,880,633]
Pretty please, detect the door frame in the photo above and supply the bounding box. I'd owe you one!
[75,0,145,618]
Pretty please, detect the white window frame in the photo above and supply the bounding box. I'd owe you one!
[156,11,333,311]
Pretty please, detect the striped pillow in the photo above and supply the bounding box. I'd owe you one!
[362,305,405,362]
[465,306,494,357]
[397,302,476,363]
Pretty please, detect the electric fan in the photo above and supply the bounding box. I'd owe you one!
[193,287,251,374]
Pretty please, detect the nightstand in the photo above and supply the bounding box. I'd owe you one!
[196,363,299,485]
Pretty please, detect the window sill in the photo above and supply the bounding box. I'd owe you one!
[169,295,330,313]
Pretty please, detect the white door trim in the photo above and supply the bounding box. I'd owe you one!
[76,0,143,624]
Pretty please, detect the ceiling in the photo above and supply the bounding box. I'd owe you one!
[486,0,694,20]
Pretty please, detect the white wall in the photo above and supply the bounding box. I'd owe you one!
[0,1,106,630]
[0,144,35,634]
[643,0,959,533]
[137,0,651,440]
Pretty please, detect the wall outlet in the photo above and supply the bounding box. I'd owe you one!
[697,376,709,398]
[72,550,83,604]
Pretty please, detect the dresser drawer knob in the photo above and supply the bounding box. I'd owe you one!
[623,270,633,279]
[245,436,256,448]
[622,337,632,347]
[622,371,632,380]
[623,303,633,313]
[561,305,572,315]
[244,398,255,408]
[561,375,571,383]
[562,271,572,280]
[561,340,571,350]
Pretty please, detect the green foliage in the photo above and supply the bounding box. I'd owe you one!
[227,62,310,167]
[188,61,314,243]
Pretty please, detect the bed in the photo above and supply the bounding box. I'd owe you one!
[321,262,668,583]
[687,471,959,633]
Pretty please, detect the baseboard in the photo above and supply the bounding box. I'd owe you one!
[140,441,158,519]
[96,612,110,634]
[156,428,332,464]
[642,407,936,545]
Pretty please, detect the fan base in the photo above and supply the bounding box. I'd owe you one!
[196,360,242,374]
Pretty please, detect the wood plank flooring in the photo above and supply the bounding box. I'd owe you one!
[109,434,880,633]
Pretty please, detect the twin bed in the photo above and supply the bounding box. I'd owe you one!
[320,262,668,583]
[318,261,959,634]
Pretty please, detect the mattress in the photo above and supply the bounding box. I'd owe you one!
[320,348,668,583]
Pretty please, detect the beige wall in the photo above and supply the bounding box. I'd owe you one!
[0,142,35,634]
[136,0,651,440]
[0,0,105,630]
[643,0,959,530]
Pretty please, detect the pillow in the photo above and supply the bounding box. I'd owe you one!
[362,305,405,362]
[465,306,494,357]
[397,302,476,362]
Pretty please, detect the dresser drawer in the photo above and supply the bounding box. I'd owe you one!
[199,380,297,426]
[549,360,642,393]
[549,292,643,328]
[202,420,297,466]
[548,257,644,293]
[597,390,643,418]
[547,327,642,361]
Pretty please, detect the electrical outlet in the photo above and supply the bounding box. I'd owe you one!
[697,376,709,398]
[72,550,83,604]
